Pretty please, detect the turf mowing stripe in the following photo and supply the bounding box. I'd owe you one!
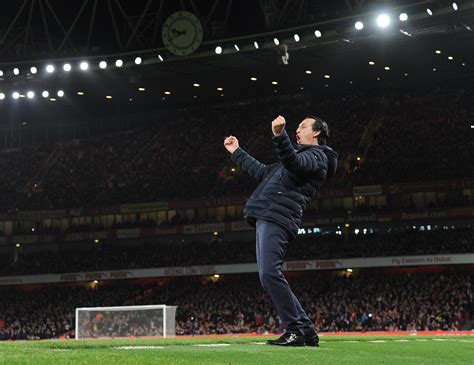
[113,346,165,350]
[194,344,231,347]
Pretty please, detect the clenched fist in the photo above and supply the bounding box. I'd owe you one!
[272,115,286,136]
[224,135,239,154]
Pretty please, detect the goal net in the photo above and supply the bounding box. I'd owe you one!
[75,304,177,340]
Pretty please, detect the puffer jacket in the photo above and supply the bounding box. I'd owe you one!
[230,130,338,238]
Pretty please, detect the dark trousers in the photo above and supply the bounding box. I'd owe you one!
[255,219,315,335]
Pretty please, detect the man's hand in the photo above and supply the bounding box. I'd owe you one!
[224,135,239,154]
[272,115,286,136]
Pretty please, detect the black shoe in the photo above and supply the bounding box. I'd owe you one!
[304,332,320,347]
[266,332,306,347]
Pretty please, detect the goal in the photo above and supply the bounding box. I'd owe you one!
[75,304,177,340]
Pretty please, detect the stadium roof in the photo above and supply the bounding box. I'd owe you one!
[0,1,473,110]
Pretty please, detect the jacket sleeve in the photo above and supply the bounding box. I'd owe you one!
[273,130,328,179]
[230,147,268,182]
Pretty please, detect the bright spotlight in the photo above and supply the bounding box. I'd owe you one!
[57,90,64,97]
[0,70,3,76]
[158,54,164,61]
[399,13,408,21]
[253,41,259,49]
[115,59,123,67]
[355,21,364,30]
[452,3,458,11]
[30,66,38,74]
[314,30,322,38]
[13,68,20,75]
[324,74,331,79]
[12,92,20,99]
[99,61,107,69]
[376,14,391,28]
[27,91,34,99]
[426,8,433,16]
[79,61,89,70]
[305,70,312,74]
[294,34,300,42]
[435,50,442,54]
[0,93,5,100]
[63,63,71,72]
[134,57,142,64]
[369,61,375,65]
[215,46,222,54]
[234,44,240,51]
[42,91,49,98]
[273,38,280,46]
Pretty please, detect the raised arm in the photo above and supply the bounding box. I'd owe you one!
[224,135,268,181]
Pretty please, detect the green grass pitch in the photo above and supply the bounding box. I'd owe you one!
[0,335,473,365]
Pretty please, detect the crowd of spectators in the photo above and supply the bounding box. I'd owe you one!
[0,270,471,340]
[0,87,472,212]
[1,227,472,277]
[351,88,474,185]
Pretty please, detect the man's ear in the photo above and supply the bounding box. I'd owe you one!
[313,130,321,139]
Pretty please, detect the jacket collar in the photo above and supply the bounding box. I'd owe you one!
[293,142,320,153]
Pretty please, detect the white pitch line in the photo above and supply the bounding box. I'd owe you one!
[369,340,387,343]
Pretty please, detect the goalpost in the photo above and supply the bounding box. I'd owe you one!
[75,304,177,340]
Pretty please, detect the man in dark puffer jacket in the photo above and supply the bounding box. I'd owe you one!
[224,115,338,347]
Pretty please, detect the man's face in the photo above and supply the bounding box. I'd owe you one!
[296,118,319,145]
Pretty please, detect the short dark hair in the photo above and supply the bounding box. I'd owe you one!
[307,115,330,145]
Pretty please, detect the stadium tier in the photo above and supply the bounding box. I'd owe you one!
[0,89,472,211]
[0,269,472,340]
